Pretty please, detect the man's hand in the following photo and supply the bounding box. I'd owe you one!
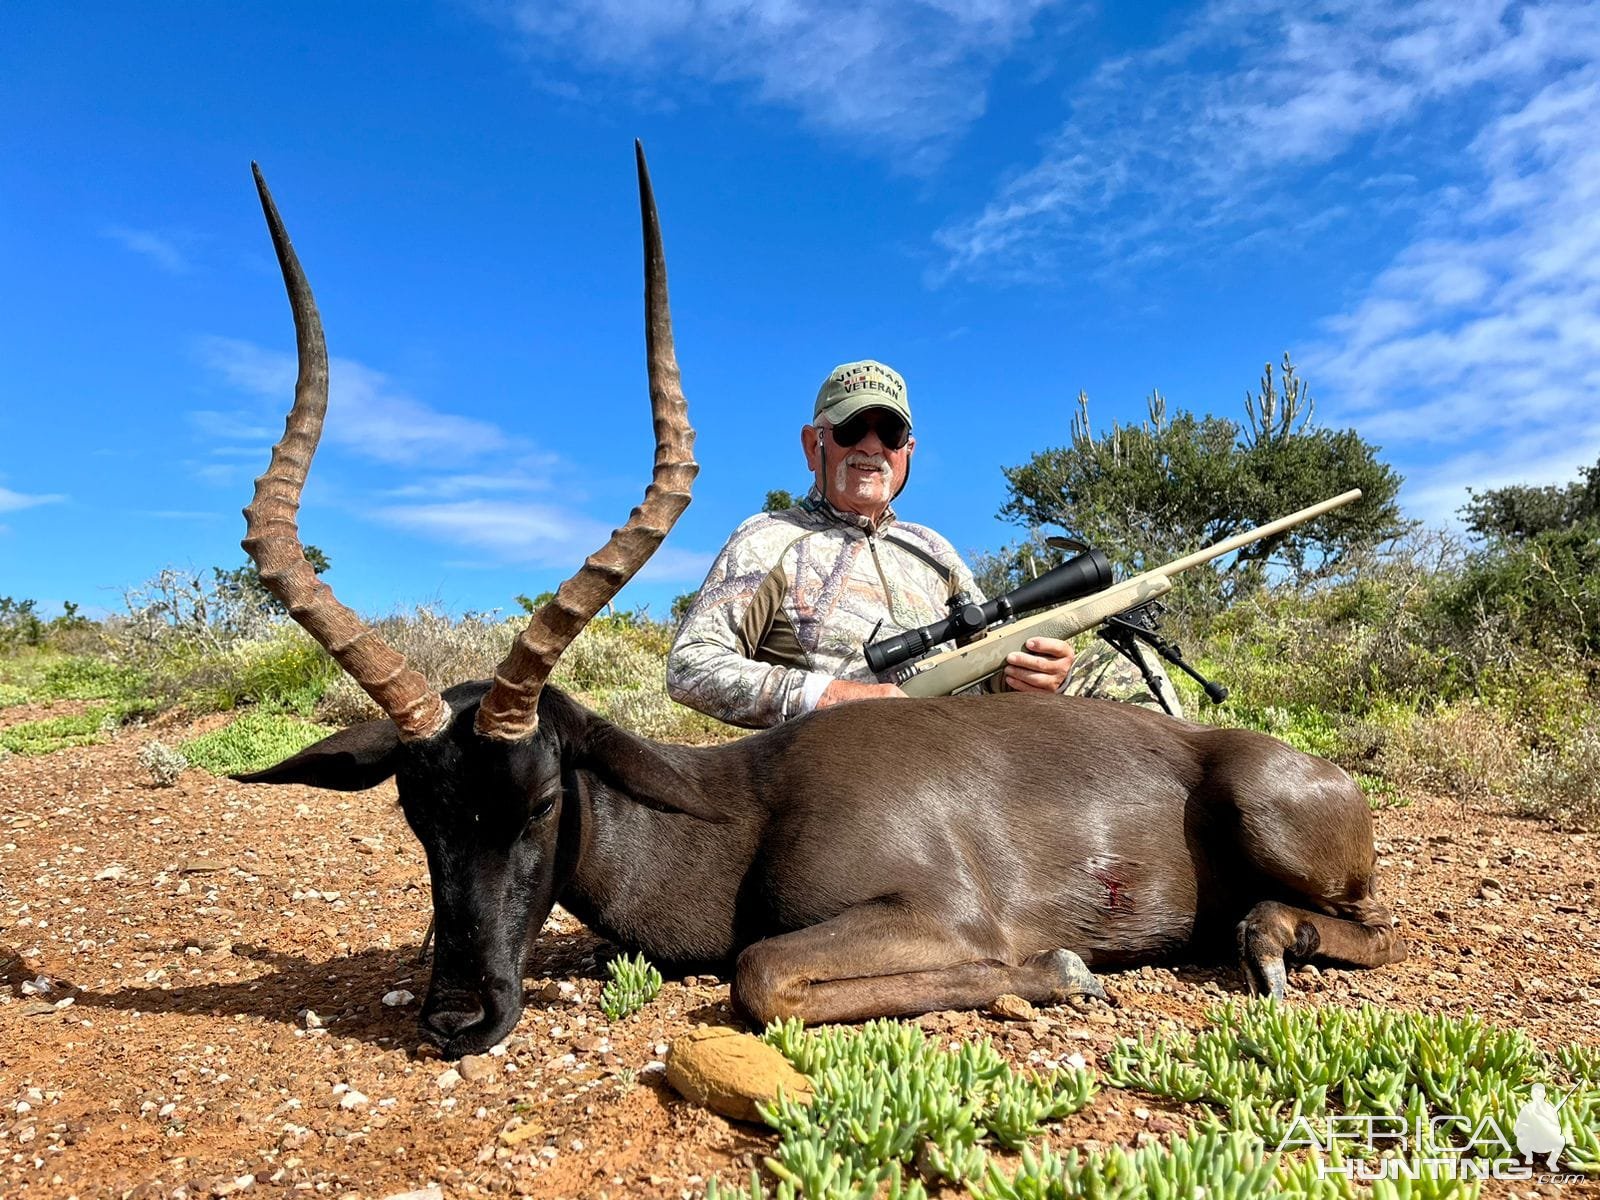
[1004,637,1075,694]
[817,679,907,709]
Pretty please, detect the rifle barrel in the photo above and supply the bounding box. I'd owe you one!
[1158,488,1363,578]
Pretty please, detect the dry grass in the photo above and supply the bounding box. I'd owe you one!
[1517,718,1600,831]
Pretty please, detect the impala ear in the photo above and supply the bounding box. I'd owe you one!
[233,719,401,792]
[576,723,728,822]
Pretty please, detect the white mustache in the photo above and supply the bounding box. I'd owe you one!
[843,453,889,475]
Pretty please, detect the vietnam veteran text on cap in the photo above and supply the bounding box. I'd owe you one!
[814,359,911,426]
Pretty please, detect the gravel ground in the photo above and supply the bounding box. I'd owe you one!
[1,703,1597,1199]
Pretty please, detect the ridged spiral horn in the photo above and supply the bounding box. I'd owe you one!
[474,142,697,741]
[241,164,451,742]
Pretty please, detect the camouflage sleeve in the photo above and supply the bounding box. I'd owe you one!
[665,519,827,729]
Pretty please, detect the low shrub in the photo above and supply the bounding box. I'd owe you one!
[1355,772,1408,811]
[38,656,145,702]
[1381,702,1528,806]
[600,683,736,744]
[1,708,113,756]
[181,711,335,777]
[599,953,663,1021]
[185,631,338,716]
[0,648,58,695]
[316,607,517,726]
[553,626,664,696]
[1517,719,1600,831]
[137,740,189,787]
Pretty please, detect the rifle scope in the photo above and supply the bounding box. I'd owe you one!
[864,549,1113,676]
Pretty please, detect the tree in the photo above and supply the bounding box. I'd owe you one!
[1442,455,1600,656]
[994,356,1408,602]
[215,545,330,614]
[1462,455,1600,542]
[763,489,796,513]
[670,591,697,626]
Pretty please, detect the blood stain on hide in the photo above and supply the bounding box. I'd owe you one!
[1088,864,1128,910]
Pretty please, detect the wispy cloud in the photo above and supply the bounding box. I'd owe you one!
[0,486,65,513]
[371,497,712,581]
[934,0,1600,281]
[931,0,1600,524]
[195,336,510,467]
[379,471,557,500]
[481,0,1067,162]
[194,337,710,577]
[102,225,191,274]
[1310,64,1600,524]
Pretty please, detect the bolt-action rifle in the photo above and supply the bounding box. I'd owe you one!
[864,489,1364,700]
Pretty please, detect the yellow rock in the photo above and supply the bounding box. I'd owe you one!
[665,1027,812,1123]
[988,993,1039,1021]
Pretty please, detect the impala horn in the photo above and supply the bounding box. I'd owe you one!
[475,142,697,741]
[242,164,451,741]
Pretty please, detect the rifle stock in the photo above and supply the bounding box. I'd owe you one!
[888,488,1365,698]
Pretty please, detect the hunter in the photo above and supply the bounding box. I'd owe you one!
[666,359,1182,727]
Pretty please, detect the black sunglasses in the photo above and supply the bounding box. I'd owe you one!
[827,410,911,450]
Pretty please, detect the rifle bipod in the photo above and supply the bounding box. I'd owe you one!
[1099,605,1229,706]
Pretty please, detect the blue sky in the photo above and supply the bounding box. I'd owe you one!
[5,1,1598,621]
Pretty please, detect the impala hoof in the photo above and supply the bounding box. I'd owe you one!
[1037,948,1108,1004]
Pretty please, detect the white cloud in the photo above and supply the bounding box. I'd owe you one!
[934,0,1600,280]
[372,497,712,580]
[195,338,711,580]
[481,0,1066,160]
[195,336,510,467]
[0,486,65,513]
[1310,65,1600,523]
[928,0,1600,525]
[380,471,556,500]
[102,225,190,274]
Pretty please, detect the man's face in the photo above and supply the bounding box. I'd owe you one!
[801,408,915,521]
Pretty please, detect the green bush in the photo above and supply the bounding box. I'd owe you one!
[181,711,334,777]
[0,597,44,648]
[1431,523,1600,658]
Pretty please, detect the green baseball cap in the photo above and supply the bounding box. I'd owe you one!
[814,359,911,427]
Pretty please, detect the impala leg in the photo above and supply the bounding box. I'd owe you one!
[732,903,1104,1026]
[1238,897,1406,999]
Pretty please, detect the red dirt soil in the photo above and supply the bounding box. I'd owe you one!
[1,704,1597,1199]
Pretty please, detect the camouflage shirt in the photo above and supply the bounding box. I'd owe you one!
[666,489,980,728]
[666,489,1182,728]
